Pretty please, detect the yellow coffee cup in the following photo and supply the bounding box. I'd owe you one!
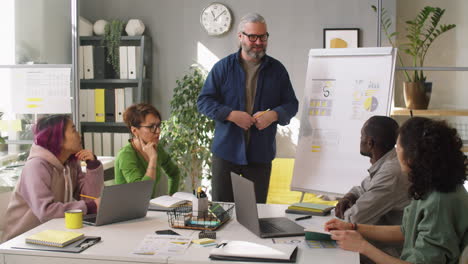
[65,209,83,229]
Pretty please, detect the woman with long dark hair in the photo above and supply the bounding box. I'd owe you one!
[325,117,468,264]
[1,115,103,242]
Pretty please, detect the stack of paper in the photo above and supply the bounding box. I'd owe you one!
[286,202,334,216]
[133,234,191,255]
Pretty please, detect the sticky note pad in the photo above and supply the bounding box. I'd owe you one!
[192,238,215,245]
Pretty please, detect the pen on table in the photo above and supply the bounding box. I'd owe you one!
[255,108,271,118]
[295,215,312,221]
[80,194,97,200]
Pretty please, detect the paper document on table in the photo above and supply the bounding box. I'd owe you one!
[133,234,191,255]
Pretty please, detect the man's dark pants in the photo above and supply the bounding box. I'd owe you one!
[211,155,272,203]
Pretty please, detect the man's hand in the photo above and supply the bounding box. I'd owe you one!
[324,218,353,232]
[226,111,256,130]
[253,110,278,130]
[335,193,358,219]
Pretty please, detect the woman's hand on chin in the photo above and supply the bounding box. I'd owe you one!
[75,149,95,161]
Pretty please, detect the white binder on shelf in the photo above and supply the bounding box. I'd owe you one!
[121,133,130,148]
[115,88,125,122]
[83,132,93,151]
[127,46,141,79]
[119,46,128,79]
[124,88,133,108]
[113,133,122,156]
[79,89,88,122]
[86,89,95,122]
[102,133,112,156]
[93,133,102,156]
[83,45,94,79]
[78,46,84,79]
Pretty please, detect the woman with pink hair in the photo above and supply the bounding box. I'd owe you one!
[1,115,103,242]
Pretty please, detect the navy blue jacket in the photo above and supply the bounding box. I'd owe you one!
[197,50,298,165]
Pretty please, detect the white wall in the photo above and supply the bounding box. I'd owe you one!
[80,0,396,158]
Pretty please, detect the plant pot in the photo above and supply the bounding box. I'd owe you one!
[403,82,432,109]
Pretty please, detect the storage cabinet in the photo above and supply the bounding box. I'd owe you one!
[78,35,152,156]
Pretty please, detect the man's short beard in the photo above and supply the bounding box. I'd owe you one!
[241,42,267,59]
[247,49,265,59]
[360,150,371,158]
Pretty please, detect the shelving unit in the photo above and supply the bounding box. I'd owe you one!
[393,66,468,153]
[78,35,152,133]
[391,108,468,117]
[391,108,468,152]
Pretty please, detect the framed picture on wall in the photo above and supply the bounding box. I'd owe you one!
[323,28,360,48]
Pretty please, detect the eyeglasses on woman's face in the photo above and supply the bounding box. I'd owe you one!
[137,123,161,134]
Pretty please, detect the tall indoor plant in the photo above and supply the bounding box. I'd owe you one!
[373,5,456,109]
[160,65,215,191]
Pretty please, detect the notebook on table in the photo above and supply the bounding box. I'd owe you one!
[15,236,101,253]
[209,240,298,263]
[83,180,153,226]
[148,191,195,211]
[25,230,84,248]
[286,202,335,216]
[231,173,305,238]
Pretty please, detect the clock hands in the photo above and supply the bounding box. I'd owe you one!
[211,10,215,19]
[214,10,227,21]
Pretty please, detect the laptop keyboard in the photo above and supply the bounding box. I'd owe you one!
[83,216,96,223]
[259,219,285,233]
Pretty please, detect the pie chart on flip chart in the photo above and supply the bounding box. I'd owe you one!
[363,96,378,112]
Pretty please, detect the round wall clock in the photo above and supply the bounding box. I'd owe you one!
[200,3,232,36]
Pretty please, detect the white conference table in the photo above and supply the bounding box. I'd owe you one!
[0,204,358,264]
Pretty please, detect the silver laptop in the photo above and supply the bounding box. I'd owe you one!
[83,180,153,226]
[231,173,305,238]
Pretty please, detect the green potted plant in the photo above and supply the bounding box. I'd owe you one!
[373,6,456,109]
[102,19,125,76]
[160,65,215,191]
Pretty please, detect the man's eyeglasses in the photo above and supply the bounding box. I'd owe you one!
[242,32,269,42]
[137,123,161,133]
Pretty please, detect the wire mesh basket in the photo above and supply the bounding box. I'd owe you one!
[166,202,234,230]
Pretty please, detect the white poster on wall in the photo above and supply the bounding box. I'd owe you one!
[11,67,71,114]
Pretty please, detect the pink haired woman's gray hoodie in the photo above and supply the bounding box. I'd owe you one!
[1,144,103,242]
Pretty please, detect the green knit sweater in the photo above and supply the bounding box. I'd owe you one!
[114,142,180,197]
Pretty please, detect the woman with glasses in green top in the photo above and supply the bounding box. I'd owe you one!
[114,103,180,197]
[325,117,467,264]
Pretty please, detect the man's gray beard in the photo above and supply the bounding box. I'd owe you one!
[241,42,267,59]
[246,48,266,59]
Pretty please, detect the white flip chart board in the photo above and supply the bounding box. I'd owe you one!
[291,47,396,196]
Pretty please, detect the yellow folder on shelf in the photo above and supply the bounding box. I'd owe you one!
[94,88,105,122]
[26,230,84,248]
